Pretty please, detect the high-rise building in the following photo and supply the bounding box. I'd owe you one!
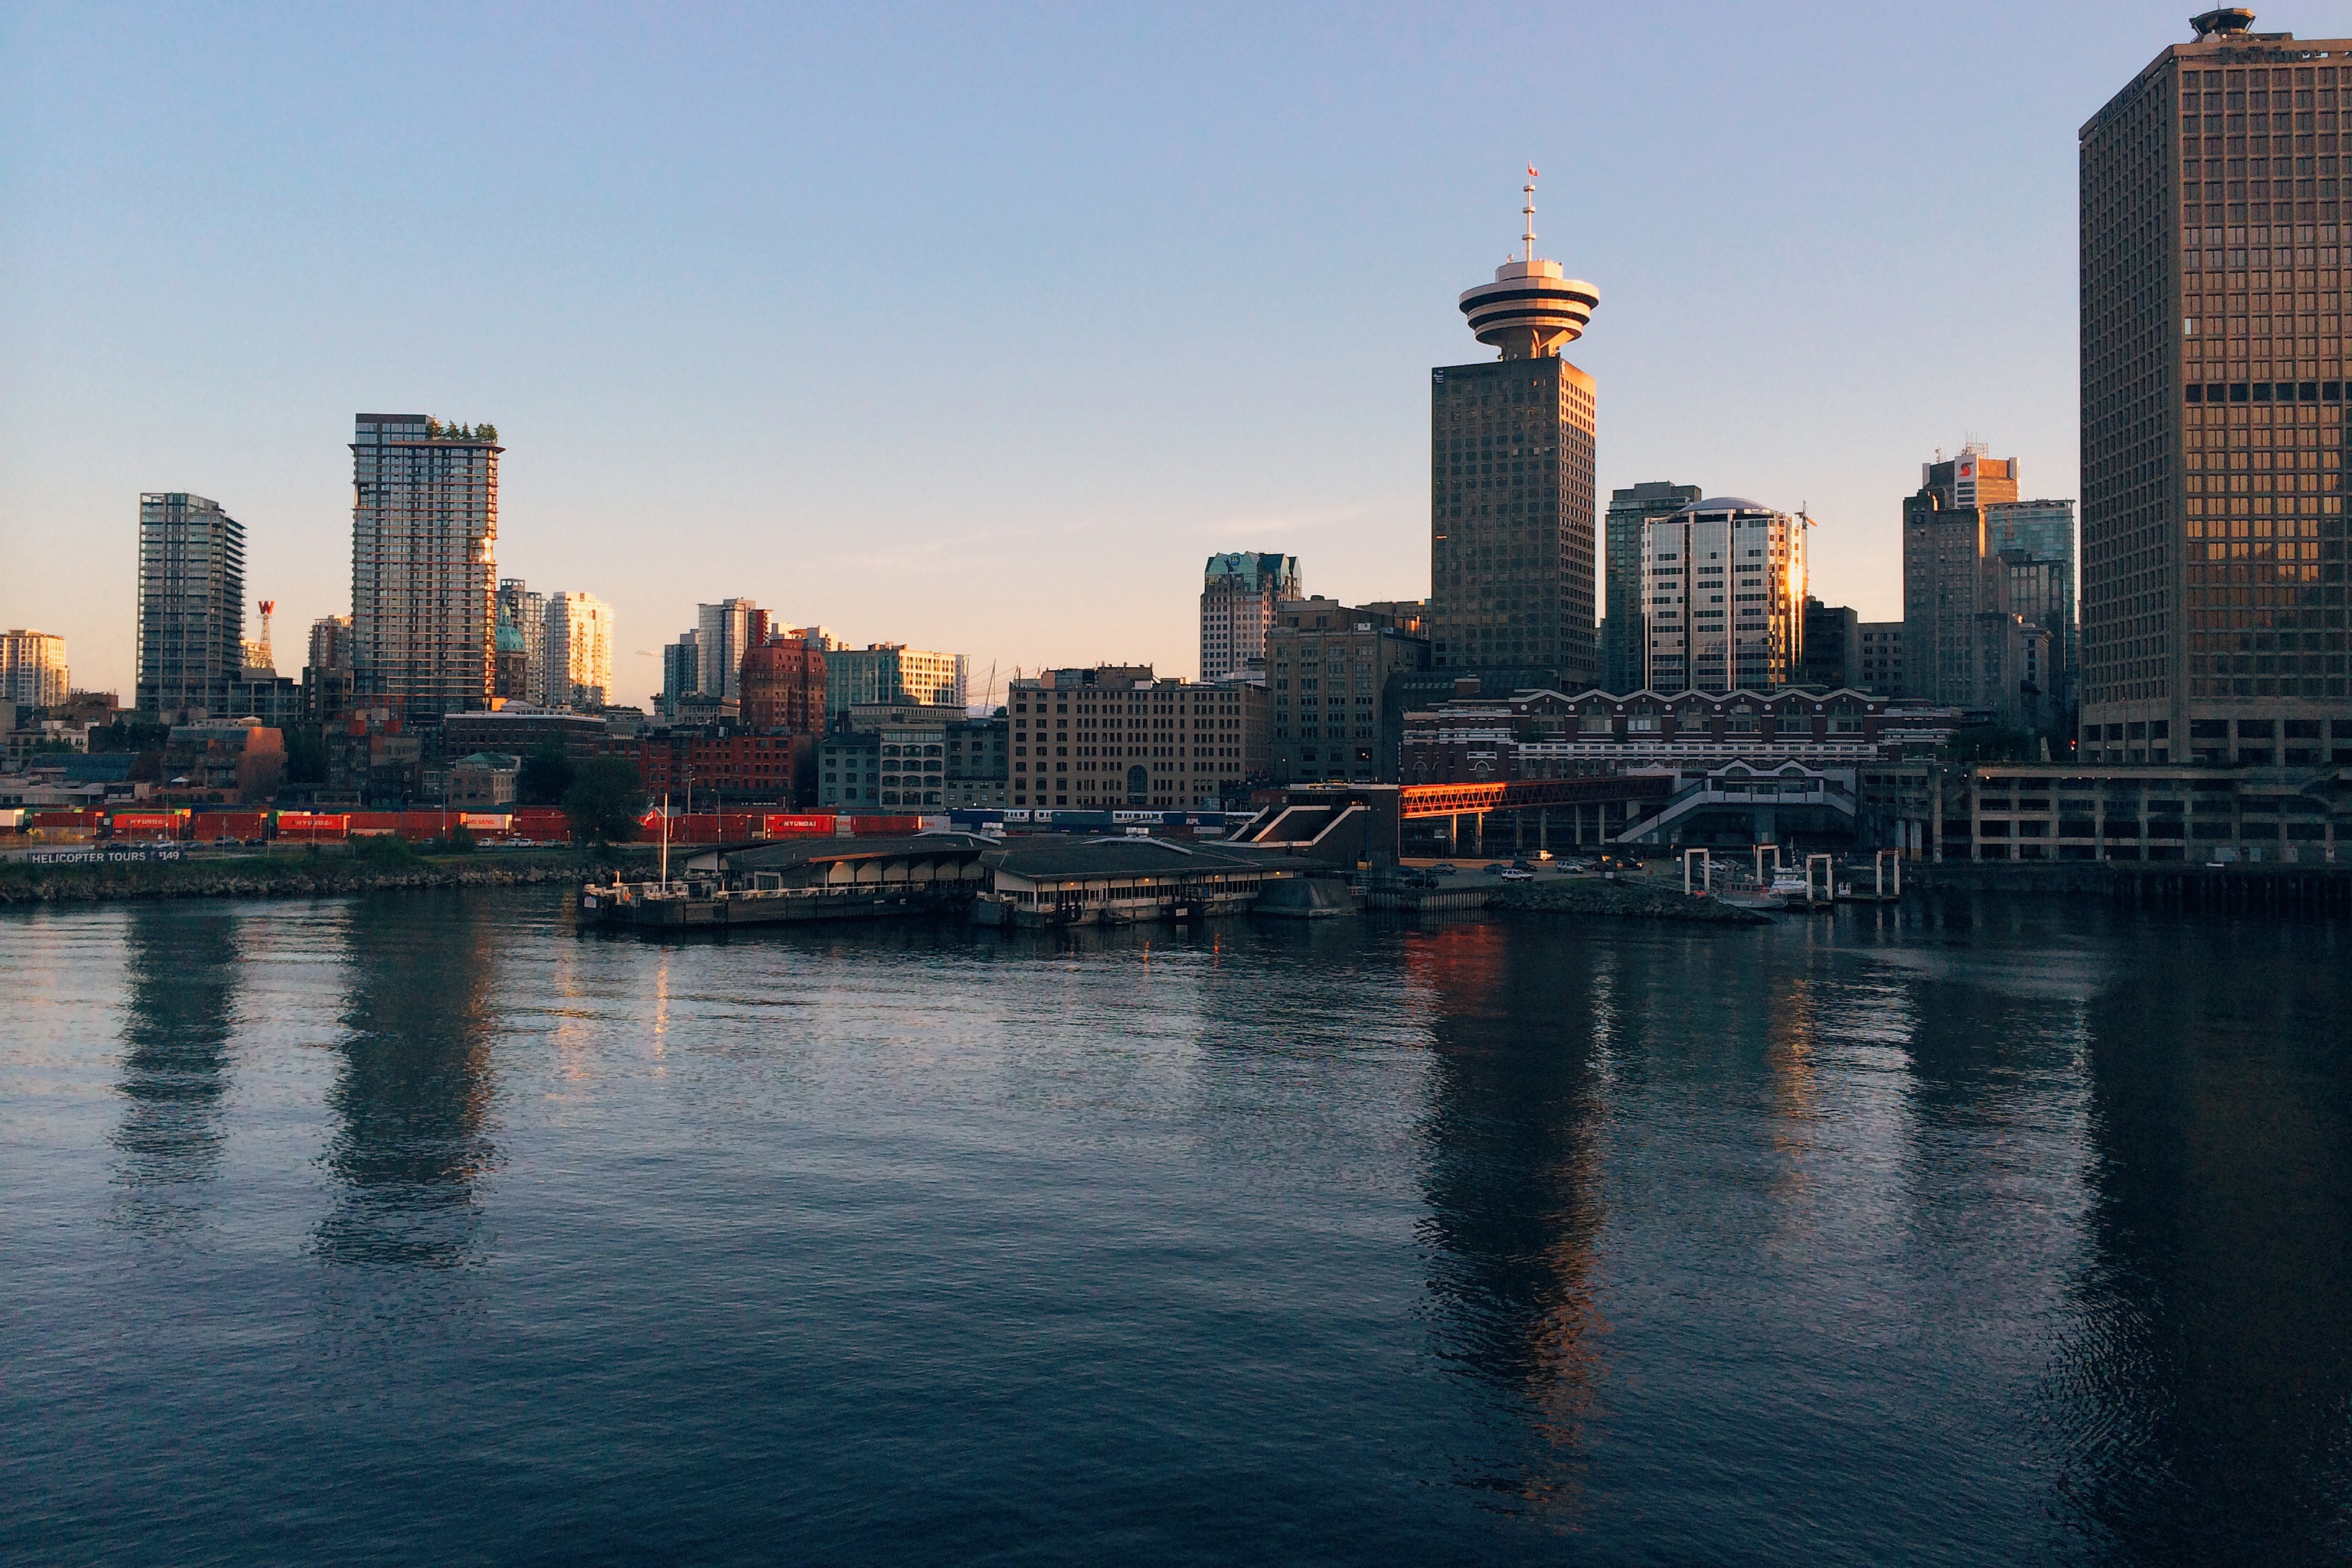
[1987,499,2079,718]
[1857,622,1906,697]
[696,598,760,701]
[1428,174,1600,685]
[1799,599,1859,690]
[1903,447,2042,726]
[1198,552,1301,682]
[2081,9,2351,767]
[543,591,613,709]
[1,630,68,709]
[1642,497,1808,694]
[350,414,501,718]
[1603,481,1702,691]
[1263,597,1430,783]
[662,629,700,716]
[496,579,546,702]
[137,492,245,721]
[307,615,351,675]
[739,610,827,733]
[824,644,968,716]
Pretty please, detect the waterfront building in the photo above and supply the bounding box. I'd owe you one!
[350,415,500,718]
[946,714,1010,809]
[1,630,68,710]
[1800,599,1860,690]
[448,752,521,809]
[1984,498,2079,717]
[1263,597,1430,784]
[824,644,968,717]
[738,618,827,734]
[137,492,245,721]
[818,730,880,808]
[1199,553,1302,682]
[1858,621,1905,698]
[1603,481,1702,692]
[1856,760,2352,865]
[543,592,613,709]
[1643,497,1809,694]
[1428,174,1600,685]
[695,599,760,702]
[1008,666,1268,810]
[627,726,809,808]
[2081,9,2352,765]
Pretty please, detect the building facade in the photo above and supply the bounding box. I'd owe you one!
[2080,11,2352,765]
[1800,599,1860,690]
[1858,621,1905,696]
[695,599,759,701]
[495,579,546,703]
[137,492,246,721]
[1263,597,1430,783]
[350,415,500,718]
[1008,666,1268,810]
[945,714,1010,808]
[1902,449,2043,726]
[1,630,68,709]
[1643,496,1809,694]
[1985,498,2079,716]
[1198,552,1301,682]
[824,644,968,716]
[1429,177,1600,685]
[543,591,613,708]
[1603,481,1702,692]
[739,627,827,734]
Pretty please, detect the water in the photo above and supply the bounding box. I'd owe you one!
[1,888,2347,1565]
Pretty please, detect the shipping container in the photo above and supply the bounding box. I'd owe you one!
[192,811,268,842]
[509,808,573,842]
[0,807,24,832]
[849,815,925,837]
[399,810,467,841]
[458,813,513,834]
[760,814,838,838]
[109,811,187,838]
[344,811,402,837]
[275,812,349,839]
[30,810,105,829]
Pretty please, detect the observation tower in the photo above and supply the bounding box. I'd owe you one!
[1456,171,1598,358]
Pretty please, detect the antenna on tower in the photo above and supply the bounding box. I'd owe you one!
[1522,166,1539,263]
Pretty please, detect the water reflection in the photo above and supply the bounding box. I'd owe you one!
[110,906,241,1237]
[1408,921,1609,1517]
[2051,917,2352,1565]
[313,891,502,1270]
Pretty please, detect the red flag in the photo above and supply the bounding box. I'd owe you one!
[1528,165,1539,179]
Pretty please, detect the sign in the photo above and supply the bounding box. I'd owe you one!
[27,845,187,865]
[458,814,511,831]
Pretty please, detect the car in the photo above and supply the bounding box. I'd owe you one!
[1429,862,1458,876]
[1498,867,1534,881]
[1510,859,1535,872]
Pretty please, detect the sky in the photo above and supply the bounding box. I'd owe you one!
[3,1,2327,705]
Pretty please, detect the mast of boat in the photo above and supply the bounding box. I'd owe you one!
[659,790,671,888]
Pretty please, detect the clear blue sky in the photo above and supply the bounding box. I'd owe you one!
[2,2,2317,703]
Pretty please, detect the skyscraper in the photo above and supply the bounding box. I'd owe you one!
[696,598,760,701]
[1199,552,1301,682]
[1642,496,1807,694]
[350,414,501,718]
[1429,173,1600,686]
[1603,481,1701,690]
[823,644,968,716]
[1986,497,2079,718]
[1903,450,2036,726]
[137,492,245,721]
[543,591,614,709]
[662,629,700,716]
[496,579,546,702]
[1,629,68,709]
[2081,9,2351,766]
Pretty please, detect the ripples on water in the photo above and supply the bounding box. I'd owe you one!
[0,889,2346,1565]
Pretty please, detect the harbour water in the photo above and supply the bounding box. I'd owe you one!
[2,888,2347,1564]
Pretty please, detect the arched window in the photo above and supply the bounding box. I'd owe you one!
[1126,765,1149,803]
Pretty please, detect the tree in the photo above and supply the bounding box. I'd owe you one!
[519,739,575,805]
[561,756,644,843]
[282,724,328,785]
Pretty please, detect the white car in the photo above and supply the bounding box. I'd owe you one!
[1498,867,1534,881]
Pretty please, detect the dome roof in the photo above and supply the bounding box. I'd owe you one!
[495,614,527,652]
[1676,496,1774,514]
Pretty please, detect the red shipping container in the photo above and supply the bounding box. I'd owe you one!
[110,811,187,838]
[850,815,923,837]
[276,812,349,839]
[193,812,267,841]
[32,810,106,829]
[510,808,572,842]
[762,814,837,838]
[344,811,401,837]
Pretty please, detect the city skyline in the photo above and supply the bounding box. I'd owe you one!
[7,4,2322,699]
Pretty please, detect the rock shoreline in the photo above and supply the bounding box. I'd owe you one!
[1485,877,1773,925]
[0,852,639,906]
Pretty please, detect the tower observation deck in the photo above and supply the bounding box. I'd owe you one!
[1456,171,1598,358]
